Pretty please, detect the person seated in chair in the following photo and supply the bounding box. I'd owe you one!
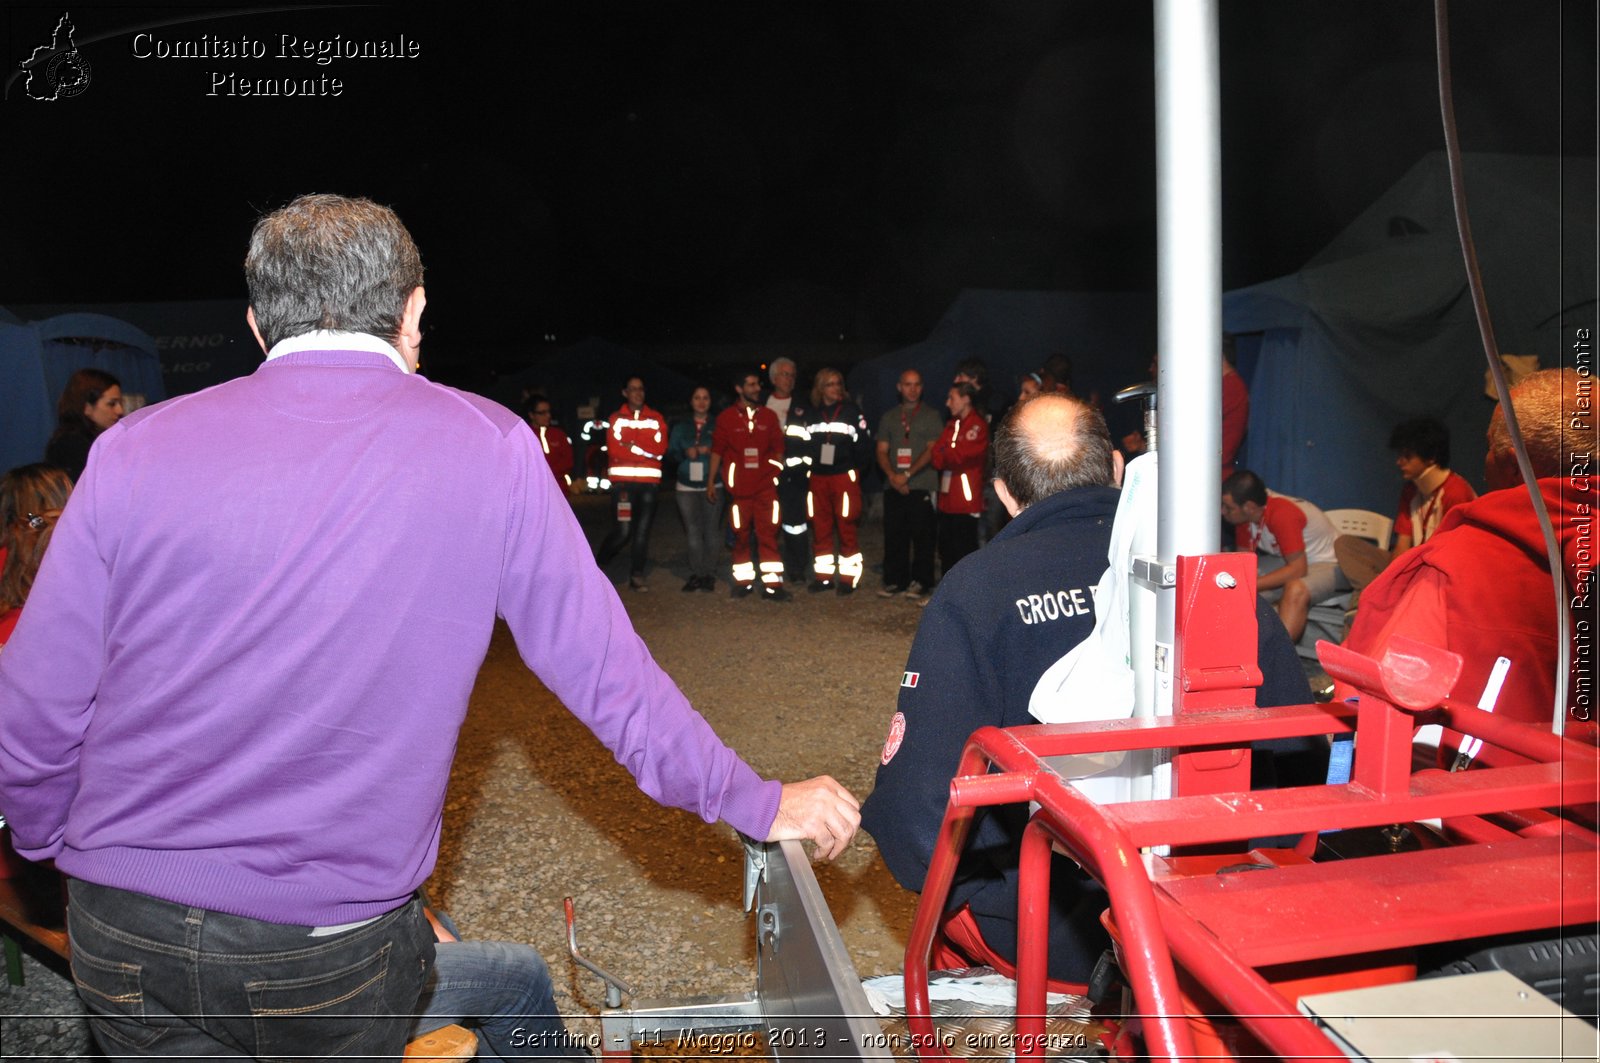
[1222,469,1349,642]
[1335,416,1476,608]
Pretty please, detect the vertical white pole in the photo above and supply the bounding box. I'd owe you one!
[1147,0,1222,802]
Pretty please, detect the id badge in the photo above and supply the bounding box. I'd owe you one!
[819,442,837,466]
[940,470,952,494]
[617,497,633,522]
[895,447,912,470]
[686,459,706,483]
[743,447,759,469]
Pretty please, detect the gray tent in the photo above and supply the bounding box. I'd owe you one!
[1224,152,1595,513]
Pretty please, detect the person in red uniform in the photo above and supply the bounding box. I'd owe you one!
[522,395,575,495]
[1336,368,1596,763]
[804,368,872,594]
[595,376,668,591]
[708,370,788,600]
[932,381,989,578]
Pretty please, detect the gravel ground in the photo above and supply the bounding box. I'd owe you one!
[1,492,926,1058]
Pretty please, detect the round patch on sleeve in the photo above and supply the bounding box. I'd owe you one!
[880,711,907,765]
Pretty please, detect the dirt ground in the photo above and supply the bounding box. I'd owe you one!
[426,491,926,1041]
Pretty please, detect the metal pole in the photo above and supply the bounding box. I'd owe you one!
[1154,0,1222,687]
[1146,0,1222,805]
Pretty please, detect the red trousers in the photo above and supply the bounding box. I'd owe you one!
[729,489,783,588]
[807,472,863,586]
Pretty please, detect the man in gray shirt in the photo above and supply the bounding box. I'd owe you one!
[875,369,946,600]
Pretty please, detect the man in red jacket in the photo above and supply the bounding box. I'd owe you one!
[709,370,789,600]
[1337,368,1596,759]
[595,376,668,591]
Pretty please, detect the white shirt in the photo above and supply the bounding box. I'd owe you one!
[266,330,410,374]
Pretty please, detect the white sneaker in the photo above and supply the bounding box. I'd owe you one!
[906,581,929,596]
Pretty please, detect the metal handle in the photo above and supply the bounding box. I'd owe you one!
[564,896,632,1009]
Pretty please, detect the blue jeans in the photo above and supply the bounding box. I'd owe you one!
[595,484,659,577]
[413,926,580,1061]
[674,487,721,579]
[67,878,433,1060]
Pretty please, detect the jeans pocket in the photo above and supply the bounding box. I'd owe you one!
[72,944,169,1051]
[248,941,393,1061]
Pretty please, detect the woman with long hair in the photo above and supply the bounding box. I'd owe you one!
[45,368,125,482]
[0,464,73,646]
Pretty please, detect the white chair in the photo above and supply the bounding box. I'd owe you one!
[1298,508,1392,659]
[1325,508,1393,551]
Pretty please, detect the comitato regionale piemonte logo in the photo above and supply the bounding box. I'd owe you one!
[20,12,92,100]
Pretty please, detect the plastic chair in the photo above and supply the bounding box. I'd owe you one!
[1298,509,1391,658]
[1324,508,1392,551]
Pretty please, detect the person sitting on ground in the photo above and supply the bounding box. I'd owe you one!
[44,369,124,482]
[1334,416,1476,604]
[1337,368,1596,759]
[0,464,73,647]
[1222,469,1348,642]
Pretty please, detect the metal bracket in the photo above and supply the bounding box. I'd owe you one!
[758,904,780,956]
[1132,554,1175,589]
[741,833,768,913]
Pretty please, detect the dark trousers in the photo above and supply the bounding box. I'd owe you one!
[68,879,433,1060]
[882,489,936,589]
[595,483,659,577]
[938,511,981,579]
[777,473,811,580]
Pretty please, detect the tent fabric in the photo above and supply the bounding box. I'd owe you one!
[847,289,1156,429]
[0,312,165,475]
[1225,152,1595,514]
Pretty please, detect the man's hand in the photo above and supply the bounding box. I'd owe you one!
[768,776,861,862]
[705,482,720,503]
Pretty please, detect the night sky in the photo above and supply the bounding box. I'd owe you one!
[2,1,1593,385]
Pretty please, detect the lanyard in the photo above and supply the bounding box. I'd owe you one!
[900,402,920,440]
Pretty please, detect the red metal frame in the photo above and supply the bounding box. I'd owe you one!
[903,559,1600,1063]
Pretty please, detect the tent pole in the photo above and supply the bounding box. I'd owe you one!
[1150,0,1222,739]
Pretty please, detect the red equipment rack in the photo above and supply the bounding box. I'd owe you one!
[902,554,1599,1062]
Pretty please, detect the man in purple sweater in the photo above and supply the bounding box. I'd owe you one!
[0,194,859,1059]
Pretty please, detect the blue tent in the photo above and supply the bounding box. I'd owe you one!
[0,311,166,474]
[1225,152,1596,513]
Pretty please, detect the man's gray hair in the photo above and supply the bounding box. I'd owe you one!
[244,194,424,349]
[1489,368,1585,480]
[768,356,796,383]
[992,394,1115,510]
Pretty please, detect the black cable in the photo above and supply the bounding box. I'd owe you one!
[1433,0,1570,734]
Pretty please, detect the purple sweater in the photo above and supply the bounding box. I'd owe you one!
[0,349,779,925]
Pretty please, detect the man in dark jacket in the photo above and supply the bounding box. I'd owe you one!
[861,394,1310,984]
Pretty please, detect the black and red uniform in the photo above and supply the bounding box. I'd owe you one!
[712,403,786,590]
[804,401,872,587]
